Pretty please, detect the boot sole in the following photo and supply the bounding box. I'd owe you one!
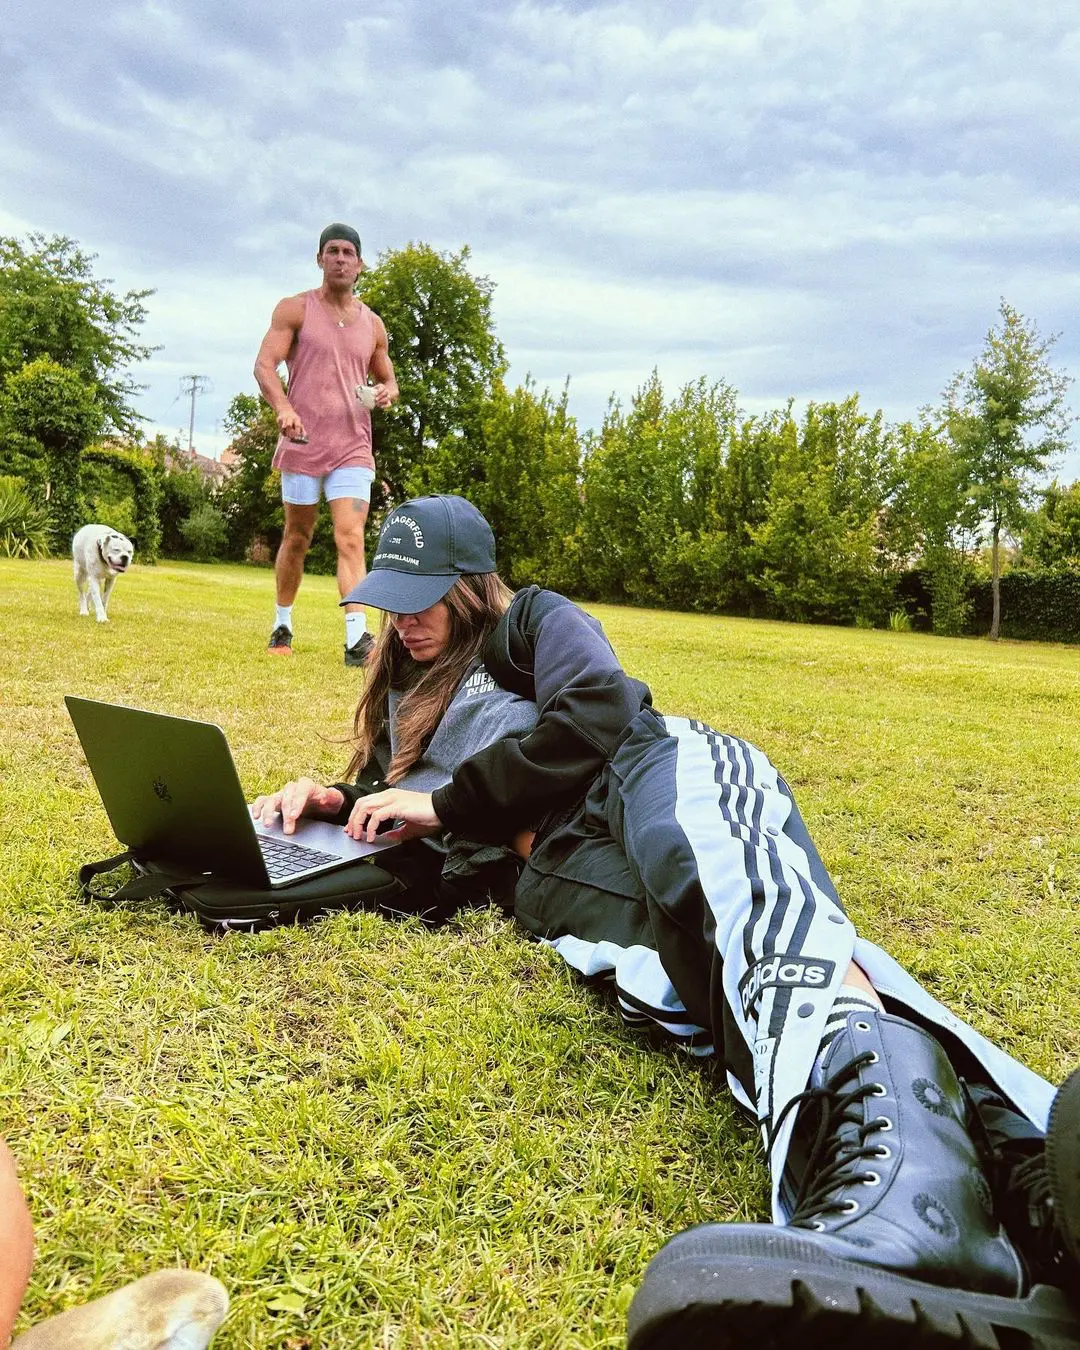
[627,1225,1080,1350]
[1047,1065,1080,1266]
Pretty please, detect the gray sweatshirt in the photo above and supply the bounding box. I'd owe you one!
[380,658,538,795]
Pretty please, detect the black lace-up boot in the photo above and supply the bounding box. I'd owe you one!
[967,1065,1080,1292]
[627,1011,1080,1349]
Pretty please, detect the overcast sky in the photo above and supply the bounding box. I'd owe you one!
[3,0,1078,480]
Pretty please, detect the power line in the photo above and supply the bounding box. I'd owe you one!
[179,375,211,455]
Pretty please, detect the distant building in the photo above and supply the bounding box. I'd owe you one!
[163,445,237,486]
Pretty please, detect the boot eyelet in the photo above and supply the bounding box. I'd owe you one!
[862,1171,881,1186]
[875,1144,891,1158]
[870,1083,887,1097]
[810,1220,825,1231]
[865,1051,879,1064]
[842,1200,860,1214]
[854,1020,872,1032]
[876,1115,893,1131]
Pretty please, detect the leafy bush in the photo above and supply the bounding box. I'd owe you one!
[158,464,210,557]
[0,475,51,557]
[887,607,913,632]
[180,502,228,561]
[86,491,136,541]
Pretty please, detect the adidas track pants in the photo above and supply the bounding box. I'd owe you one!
[525,708,1055,1221]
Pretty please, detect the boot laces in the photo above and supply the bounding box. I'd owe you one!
[999,1147,1062,1277]
[960,1078,1061,1280]
[771,1049,890,1229]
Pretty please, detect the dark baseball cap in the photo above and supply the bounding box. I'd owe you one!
[318,222,361,255]
[341,495,497,613]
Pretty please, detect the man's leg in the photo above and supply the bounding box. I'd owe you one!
[276,504,319,606]
[327,466,375,667]
[327,491,369,598]
[269,475,319,654]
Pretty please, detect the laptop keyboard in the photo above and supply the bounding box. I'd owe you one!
[258,833,340,880]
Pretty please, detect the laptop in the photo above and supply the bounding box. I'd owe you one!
[65,696,396,889]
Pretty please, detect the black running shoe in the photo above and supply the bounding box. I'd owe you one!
[267,624,293,654]
[344,631,375,667]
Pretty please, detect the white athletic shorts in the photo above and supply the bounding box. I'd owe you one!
[280,465,376,506]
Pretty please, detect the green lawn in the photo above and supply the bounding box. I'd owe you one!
[2,557,1079,1347]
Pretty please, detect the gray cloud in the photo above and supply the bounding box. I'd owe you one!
[1,0,1077,478]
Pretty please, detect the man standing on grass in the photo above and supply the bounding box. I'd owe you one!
[254,223,399,665]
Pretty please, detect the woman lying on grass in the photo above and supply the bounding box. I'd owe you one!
[253,494,1080,1350]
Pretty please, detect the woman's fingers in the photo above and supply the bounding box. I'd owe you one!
[345,789,440,842]
[251,779,325,834]
[279,777,322,834]
[250,792,285,825]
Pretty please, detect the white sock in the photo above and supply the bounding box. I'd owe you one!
[816,985,882,1062]
[345,612,367,647]
[275,604,293,632]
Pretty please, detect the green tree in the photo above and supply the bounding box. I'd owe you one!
[358,243,506,510]
[0,233,155,436]
[83,450,137,541]
[751,397,904,625]
[893,415,980,634]
[706,405,788,614]
[0,357,102,548]
[1019,480,1080,570]
[944,301,1074,639]
[158,460,211,557]
[575,386,658,602]
[411,377,583,590]
[575,373,740,609]
[638,376,739,611]
[145,433,209,557]
[216,393,283,561]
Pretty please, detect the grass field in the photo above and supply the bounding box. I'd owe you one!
[2,556,1079,1347]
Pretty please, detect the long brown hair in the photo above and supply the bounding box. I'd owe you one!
[345,572,515,782]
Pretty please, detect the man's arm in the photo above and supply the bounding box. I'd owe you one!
[368,315,400,409]
[253,295,306,440]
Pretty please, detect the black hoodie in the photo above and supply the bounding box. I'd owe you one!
[432,586,651,843]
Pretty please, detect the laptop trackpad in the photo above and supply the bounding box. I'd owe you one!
[253,814,397,861]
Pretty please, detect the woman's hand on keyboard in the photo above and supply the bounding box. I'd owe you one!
[345,788,440,843]
[250,779,346,835]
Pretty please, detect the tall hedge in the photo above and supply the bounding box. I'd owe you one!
[965,569,1080,643]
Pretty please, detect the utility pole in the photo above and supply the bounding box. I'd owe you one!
[179,375,211,455]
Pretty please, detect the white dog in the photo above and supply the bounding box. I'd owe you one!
[72,524,135,622]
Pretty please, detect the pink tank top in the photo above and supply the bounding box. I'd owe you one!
[271,290,378,475]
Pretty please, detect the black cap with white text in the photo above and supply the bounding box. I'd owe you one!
[341,495,496,614]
